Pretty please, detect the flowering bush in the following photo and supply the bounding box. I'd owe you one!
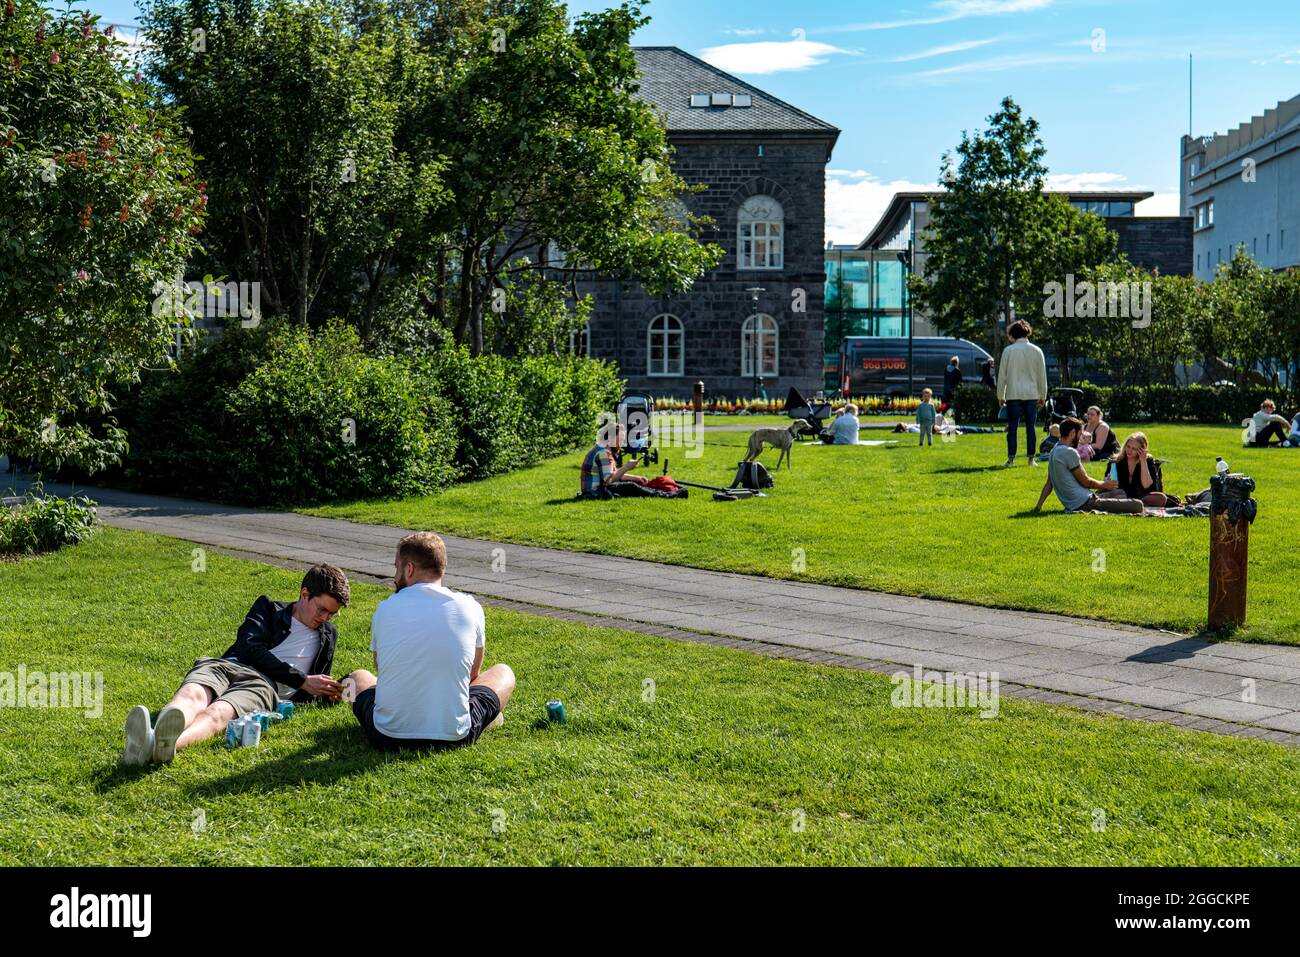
[0,0,204,471]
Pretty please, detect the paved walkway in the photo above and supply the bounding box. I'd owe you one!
[17,480,1300,745]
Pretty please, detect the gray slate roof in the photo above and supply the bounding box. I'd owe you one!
[631,47,839,137]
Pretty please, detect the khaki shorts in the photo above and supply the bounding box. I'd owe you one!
[180,657,279,716]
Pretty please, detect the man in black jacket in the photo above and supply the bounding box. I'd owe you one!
[122,564,350,766]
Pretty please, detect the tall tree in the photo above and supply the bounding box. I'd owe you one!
[416,0,722,352]
[1024,195,1118,385]
[0,1,204,470]
[911,97,1050,359]
[139,0,445,332]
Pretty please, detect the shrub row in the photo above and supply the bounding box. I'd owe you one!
[955,383,1300,425]
[110,321,622,507]
[0,487,97,555]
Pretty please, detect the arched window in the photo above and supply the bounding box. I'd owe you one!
[741,314,778,377]
[647,314,684,377]
[737,195,784,269]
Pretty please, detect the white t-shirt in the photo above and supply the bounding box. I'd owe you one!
[270,616,321,700]
[831,413,860,445]
[370,582,486,740]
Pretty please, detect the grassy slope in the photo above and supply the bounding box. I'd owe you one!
[304,422,1300,645]
[2,528,1299,866]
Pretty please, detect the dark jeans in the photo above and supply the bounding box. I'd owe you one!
[1253,422,1288,446]
[1005,400,1038,460]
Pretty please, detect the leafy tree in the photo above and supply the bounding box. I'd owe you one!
[414,0,722,353]
[1086,262,1196,387]
[0,0,204,470]
[1204,246,1269,385]
[1025,195,1118,384]
[139,0,446,334]
[911,97,1050,358]
[1264,266,1300,389]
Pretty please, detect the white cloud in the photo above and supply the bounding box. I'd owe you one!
[1045,172,1128,191]
[817,0,1052,34]
[698,39,854,75]
[909,51,1093,79]
[1136,193,1182,216]
[825,171,938,246]
[889,37,1001,62]
[723,27,769,37]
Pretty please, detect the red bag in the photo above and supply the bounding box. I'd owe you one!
[645,475,680,494]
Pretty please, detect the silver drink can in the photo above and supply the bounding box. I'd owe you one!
[241,716,262,747]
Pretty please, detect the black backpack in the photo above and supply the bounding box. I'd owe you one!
[731,461,774,491]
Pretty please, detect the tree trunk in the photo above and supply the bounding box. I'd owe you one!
[434,246,446,326]
[454,239,476,345]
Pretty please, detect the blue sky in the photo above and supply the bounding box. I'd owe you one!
[86,0,1300,244]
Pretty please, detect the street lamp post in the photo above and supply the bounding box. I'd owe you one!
[745,286,765,401]
[897,243,914,397]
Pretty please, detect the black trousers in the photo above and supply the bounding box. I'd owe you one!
[1253,422,1288,446]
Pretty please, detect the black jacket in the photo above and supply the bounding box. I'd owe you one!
[943,365,963,398]
[221,596,337,705]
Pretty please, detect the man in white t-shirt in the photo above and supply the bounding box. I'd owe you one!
[348,532,515,751]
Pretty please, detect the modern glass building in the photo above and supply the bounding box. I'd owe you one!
[823,247,910,386]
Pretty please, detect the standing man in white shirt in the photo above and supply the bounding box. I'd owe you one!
[997,319,1049,467]
[349,532,514,751]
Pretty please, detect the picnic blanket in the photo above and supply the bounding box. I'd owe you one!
[1082,503,1212,518]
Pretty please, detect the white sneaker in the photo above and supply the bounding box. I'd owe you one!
[152,706,187,764]
[1029,458,1039,466]
[487,712,505,732]
[1003,457,1015,468]
[122,705,154,767]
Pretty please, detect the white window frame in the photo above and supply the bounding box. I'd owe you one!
[647,313,684,377]
[740,313,779,377]
[569,325,589,357]
[737,195,785,270]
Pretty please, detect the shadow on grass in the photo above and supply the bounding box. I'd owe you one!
[1008,508,1056,519]
[932,464,1020,475]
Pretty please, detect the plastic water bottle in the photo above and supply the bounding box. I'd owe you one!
[1216,456,1229,478]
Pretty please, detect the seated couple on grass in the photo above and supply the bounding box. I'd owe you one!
[1249,399,1300,448]
[1033,418,1146,514]
[1034,419,1209,515]
[121,535,514,765]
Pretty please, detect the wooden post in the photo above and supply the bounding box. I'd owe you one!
[1208,511,1249,631]
[694,381,704,429]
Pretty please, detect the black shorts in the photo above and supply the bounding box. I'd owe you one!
[352,685,501,752]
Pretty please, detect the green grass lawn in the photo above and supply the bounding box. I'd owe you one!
[304,420,1300,645]
[3,528,1300,865]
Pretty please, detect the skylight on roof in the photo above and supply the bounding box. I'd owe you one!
[689,92,752,108]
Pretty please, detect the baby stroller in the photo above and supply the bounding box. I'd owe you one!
[1044,387,1084,425]
[610,391,658,467]
[783,386,832,440]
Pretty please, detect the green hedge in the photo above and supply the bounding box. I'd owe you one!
[1073,382,1299,425]
[109,321,622,507]
[956,382,1300,425]
[953,384,1000,423]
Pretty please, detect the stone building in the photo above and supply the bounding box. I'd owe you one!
[578,47,839,398]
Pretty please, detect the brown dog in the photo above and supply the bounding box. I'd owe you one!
[743,420,810,471]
